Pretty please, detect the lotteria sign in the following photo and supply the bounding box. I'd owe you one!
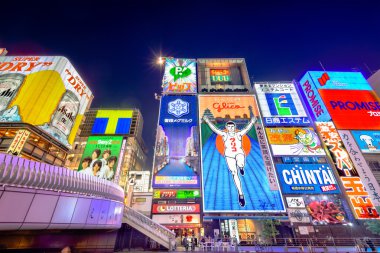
[316,122,379,219]
[276,164,340,194]
[319,89,380,130]
[152,204,200,214]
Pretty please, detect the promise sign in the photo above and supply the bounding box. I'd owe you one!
[316,122,379,219]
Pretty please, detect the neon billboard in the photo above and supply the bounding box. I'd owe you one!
[152,95,199,188]
[316,122,379,219]
[199,94,284,213]
[162,58,197,94]
[254,82,310,126]
[351,130,380,153]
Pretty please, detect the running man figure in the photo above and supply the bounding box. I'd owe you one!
[203,112,256,207]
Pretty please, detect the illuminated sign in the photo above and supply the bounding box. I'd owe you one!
[210,69,231,83]
[316,122,379,219]
[162,58,197,94]
[298,73,330,122]
[0,56,92,148]
[77,136,123,182]
[276,164,340,194]
[266,127,325,156]
[304,195,350,225]
[286,197,306,208]
[152,95,199,188]
[319,89,380,130]
[7,129,30,155]
[306,71,372,90]
[282,156,325,164]
[152,214,200,224]
[152,204,200,214]
[287,208,311,224]
[92,110,133,134]
[199,94,284,213]
[351,130,380,153]
[254,82,310,126]
[153,190,201,199]
[339,130,380,207]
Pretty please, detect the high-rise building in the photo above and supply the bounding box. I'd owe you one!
[65,108,147,196]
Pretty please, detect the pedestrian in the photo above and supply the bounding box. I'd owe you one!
[183,235,189,251]
[365,238,376,252]
[191,235,196,251]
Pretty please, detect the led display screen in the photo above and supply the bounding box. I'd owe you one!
[254,82,310,126]
[319,89,380,130]
[152,95,200,188]
[153,189,201,199]
[351,130,380,153]
[316,122,379,219]
[91,110,133,134]
[0,56,92,148]
[276,163,340,194]
[304,195,351,225]
[210,69,231,84]
[199,94,284,212]
[266,127,325,156]
[77,136,123,182]
[162,58,197,94]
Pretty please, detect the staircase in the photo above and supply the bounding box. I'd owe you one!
[123,206,175,250]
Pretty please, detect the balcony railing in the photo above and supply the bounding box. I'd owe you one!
[0,153,124,202]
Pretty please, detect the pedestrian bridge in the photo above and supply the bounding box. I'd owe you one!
[0,153,175,250]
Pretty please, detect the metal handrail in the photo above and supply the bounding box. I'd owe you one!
[0,153,124,202]
[123,206,175,243]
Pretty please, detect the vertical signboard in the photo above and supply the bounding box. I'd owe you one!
[254,82,310,126]
[152,95,199,188]
[338,130,380,207]
[316,122,379,219]
[199,94,284,212]
[162,58,197,94]
[77,136,123,182]
[7,129,31,155]
[0,56,92,148]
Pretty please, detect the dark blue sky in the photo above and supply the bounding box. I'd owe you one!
[2,0,380,165]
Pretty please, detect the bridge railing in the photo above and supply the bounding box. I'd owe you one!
[0,153,124,202]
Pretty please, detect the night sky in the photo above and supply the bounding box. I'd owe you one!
[2,0,380,167]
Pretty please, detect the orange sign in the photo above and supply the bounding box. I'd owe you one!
[316,122,379,219]
[7,129,30,155]
[210,69,230,76]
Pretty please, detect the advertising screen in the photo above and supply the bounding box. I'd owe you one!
[276,163,340,194]
[0,56,92,148]
[162,58,197,94]
[286,197,306,208]
[304,195,350,225]
[319,89,380,130]
[298,73,330,122]
[339,130,380,208]
[210,69,231,84]
[77,136,123,182]
[316,122,379,219]
[152,204,200,214]
[153,189,201,199]
[152,95,200,188]
[254,82,310,126]
[199,95,284,212]
[306,71,372,90]
[287,208,311,224]
[91,110,133,134]
[152,214,200,224]
[266,127,325,156]
[351,130,380,153]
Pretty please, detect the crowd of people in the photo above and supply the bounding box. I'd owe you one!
[78,149,117,181]
[175,234,239,252]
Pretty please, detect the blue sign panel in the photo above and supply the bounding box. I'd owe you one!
[298,73,331,122]
[254,82,311,126]
[351,130,380,153]
[276,163,340,194]
[152,95,200,188]
[307,71,372,90]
